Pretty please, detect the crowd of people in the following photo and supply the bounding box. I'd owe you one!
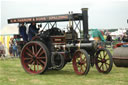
[90,29,128,47]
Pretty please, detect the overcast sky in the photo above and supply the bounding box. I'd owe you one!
[0,0,128,32]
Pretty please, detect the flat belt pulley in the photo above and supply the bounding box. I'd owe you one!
[51,52,65,70]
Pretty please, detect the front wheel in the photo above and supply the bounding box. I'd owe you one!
[72,49,90,75]
[95,48,113,74]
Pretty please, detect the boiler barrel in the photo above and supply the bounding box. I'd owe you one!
[113,47,128,67]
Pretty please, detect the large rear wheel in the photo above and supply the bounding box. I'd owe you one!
[72,49,90,75]
[21,41,50,74]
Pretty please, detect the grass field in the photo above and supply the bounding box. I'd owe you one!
[0,57,128,85]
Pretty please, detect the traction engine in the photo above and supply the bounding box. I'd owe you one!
[8,8,113,75]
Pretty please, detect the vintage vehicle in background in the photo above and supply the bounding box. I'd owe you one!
[8,8,113,75]
[113,42,128,67]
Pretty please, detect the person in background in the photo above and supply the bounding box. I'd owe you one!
[28,22,40,40]
[19,23,28,42]
[12,41,18,57]
[106,34,112,42]
[122,32,128,42]
[9,38,13,57]
[0,42,5,57]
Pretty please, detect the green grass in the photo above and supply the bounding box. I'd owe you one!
[0,58,128,85]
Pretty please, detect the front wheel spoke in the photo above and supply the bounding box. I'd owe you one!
[105,62,110,66]
[105,58,110,61]
[99,53,102,58]
[97,59,102,63]
[83,56,86,60]
[104,52,107,58]
[99,63,103,69]
[98,56,102,60]
[80,54,82,62]
[83,64,87,68]
[80,65,84,72]
[105,63,108,69]
[102,64,104,71]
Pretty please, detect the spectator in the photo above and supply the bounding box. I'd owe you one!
[12,42,18,57]
[0,42,5,57]
[106,34,112,42]
[122,33,128,42]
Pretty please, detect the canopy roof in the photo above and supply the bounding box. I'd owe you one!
[8,13,82,24]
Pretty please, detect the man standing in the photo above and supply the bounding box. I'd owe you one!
[28,22,40,40]
[19,23,28,41]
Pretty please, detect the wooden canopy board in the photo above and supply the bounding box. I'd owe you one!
[8,13,82,24]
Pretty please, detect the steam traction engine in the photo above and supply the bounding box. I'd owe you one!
[8,8,113,75]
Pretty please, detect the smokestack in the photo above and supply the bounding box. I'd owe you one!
[81,8,89,41]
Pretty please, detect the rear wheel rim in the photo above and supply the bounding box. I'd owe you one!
[21,41,48,74]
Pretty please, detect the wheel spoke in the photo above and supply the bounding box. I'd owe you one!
[80,54,82,62]
[99,63,103,69]
[38,51,45,57]
[29,61,35,69]
[37,57,46,59]
[36,60,39,71]
[99,53,102,59]
[38,60,44,69]
[83,60,86,64]
[80,65,84,72]
[104,52,107,58]
[34,61,36,71]
[102,64,104,71]
[105,58,110,61]
[35,48,42,57]
[39,59,46,65]
[26,47,34,55]
[104,63,108,69]
[26,52,33,58]
[26,59,33,64]
[83,64,87,68]
[32,46,35,55]
[24,57,32,60]
[105,62,110,66]
[97,59,102,63]
[35,44,37,53]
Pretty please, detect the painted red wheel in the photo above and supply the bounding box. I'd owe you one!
[95,48,113,74]
[72,49,90,75]
[21,41,50,74]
